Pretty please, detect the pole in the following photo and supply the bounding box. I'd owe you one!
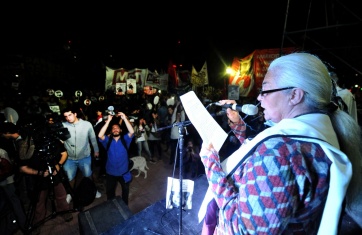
[157,120,191,235]
[178,125,184,235]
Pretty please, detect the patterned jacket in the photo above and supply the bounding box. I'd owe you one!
[200,113,350,234]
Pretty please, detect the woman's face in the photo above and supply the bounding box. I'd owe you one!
[257,70,290,123]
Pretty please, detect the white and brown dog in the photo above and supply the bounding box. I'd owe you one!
[129,156,149,179]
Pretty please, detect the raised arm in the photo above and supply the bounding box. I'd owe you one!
[118,112,134,137]
[98,115,113,140]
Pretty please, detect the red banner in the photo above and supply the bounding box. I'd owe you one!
[229,47,296,97]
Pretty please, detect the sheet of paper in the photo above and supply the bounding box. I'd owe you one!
[165,177,194,210]
[180,91,227,151]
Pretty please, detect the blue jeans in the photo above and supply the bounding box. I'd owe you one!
[63,156,92,181]
[136,140,152,160]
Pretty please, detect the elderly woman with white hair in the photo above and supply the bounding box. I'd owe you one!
[199,52,362,234]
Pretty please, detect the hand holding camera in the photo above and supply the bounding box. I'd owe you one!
[118,112,126,120]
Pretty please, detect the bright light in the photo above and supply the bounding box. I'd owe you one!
[226,67,234,76]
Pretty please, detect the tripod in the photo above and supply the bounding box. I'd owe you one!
[24,156,79,234]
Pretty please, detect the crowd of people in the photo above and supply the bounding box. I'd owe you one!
[0,89,205,235]
[1,52,361,235]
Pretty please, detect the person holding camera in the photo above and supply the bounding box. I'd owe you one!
[0,147,27,234]
[148,110,163,160]
[133,117,156,163]
[0,122,73,234]
[98,112,134,204]
[183,139,202,179]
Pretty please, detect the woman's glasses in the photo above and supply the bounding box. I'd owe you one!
[259,87,295,97]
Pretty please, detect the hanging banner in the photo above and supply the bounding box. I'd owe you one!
[105,67,148,93]
[229,47,296,97]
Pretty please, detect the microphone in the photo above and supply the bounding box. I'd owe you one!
[214,103,258,115]
[210,110,227,117]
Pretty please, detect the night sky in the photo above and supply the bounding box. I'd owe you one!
[2,1,361,89]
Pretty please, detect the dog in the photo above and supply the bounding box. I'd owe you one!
[129,156,149,179]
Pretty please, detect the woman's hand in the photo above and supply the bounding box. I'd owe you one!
[226,109,240,124]
[199,142,215,157]
[218,100,241,124]
[217,99,236,105]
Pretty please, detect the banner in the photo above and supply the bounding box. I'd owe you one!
[105,67,145,94]
[191,61,208,87]
[200,61,209,85]
[229,47,296,97]
[128,68,147,93]
[106,66,169,94]
[191,65,198,91]
[145,70,168,91]
[230,52,254,97]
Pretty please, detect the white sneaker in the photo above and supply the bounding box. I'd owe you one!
[66,194,72,204]
[95,191,101,198]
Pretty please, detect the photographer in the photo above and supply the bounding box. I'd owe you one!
[0,147,26,234]
[183,139,203,179]
[98,112,134,204]
[1,121,73,234]
[133,117,156,163]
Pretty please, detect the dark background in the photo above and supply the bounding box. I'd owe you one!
[1,1,361,91]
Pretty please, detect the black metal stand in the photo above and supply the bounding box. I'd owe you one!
[158,120,191,235]
[24,159,79,234]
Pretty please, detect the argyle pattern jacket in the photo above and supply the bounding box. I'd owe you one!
[201,115,336,234]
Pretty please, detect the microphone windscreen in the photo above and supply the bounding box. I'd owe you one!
[242,104,258,115]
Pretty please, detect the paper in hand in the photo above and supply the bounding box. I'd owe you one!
[180,91,228,151]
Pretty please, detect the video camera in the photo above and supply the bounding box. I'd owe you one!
[20,119,70,160]
[47,122,71,141]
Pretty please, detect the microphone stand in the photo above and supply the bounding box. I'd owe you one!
[157,120,192,235]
